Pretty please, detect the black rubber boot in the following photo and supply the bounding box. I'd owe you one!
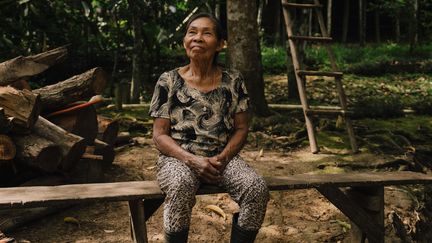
[164,228,189,243]
[230,213,259,243]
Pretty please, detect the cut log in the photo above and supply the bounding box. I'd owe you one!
[33,67,107,112]
[0,108,9,132]
[0,46,67,86]
[115,131,132,146]
[20,175,67,187]
[33,116,86,171]
[47,104,98,145]
[0,86,41,131]
[86,139,115,166]
[97,116,119,146]
[12,133,63,172]
[9,79,31,91]
[0,206,71,233]
[0,135,15,162]
[66,153,104,183]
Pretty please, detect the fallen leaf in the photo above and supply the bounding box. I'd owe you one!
[64,216,80,227]
[204,205,226,220]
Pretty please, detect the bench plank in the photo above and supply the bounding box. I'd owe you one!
[199,171,432,194]
[1,171,431,209]
[0,181,163,209]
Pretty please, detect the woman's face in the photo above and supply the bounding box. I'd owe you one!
[183,17,224,63]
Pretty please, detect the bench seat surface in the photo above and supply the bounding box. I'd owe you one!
[1,171,431,209]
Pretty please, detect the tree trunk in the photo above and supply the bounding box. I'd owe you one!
[128,0,144,103]
[33,116,86,171]
[227,0,270,116]
[0,46,67,86]
[47,104,98,145]
[0,86,41,132]
[33,67,107,112]
[12,133,63,172]
[374,10,381,43]
[308,8,313,36]
[97,116,119,146]
[327,0,333,36]
[359,0,366,46]
[342,0,350,42]
[395,15,401,43]
[409,0,418,52]
[0,135,15,162]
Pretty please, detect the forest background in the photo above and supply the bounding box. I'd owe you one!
[2,0,432,242]
[1,0,432,116]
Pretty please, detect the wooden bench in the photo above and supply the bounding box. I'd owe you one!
[1,171,432,243]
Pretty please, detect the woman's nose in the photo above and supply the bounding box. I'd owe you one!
[193,33,203,42]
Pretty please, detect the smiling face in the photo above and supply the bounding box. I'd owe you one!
[183,17,224,64]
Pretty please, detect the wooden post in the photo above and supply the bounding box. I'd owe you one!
[346,186,384,243]
[128,199,148,243]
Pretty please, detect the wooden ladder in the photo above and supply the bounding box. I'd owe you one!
[281,0,358,154]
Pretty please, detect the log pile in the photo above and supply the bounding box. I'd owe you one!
[0,47,119,188]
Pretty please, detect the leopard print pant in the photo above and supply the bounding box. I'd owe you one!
[156,154,269,233]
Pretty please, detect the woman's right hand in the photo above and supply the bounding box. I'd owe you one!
[187,156,221,184]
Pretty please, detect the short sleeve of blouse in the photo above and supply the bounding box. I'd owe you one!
[235,73,250,113]
[149,72,171,119]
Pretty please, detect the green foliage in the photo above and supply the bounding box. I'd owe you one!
[305,43,432,75]
[261,46,286,74]
[0,0,209,86]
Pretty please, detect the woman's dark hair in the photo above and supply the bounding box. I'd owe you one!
[184,12,225,65]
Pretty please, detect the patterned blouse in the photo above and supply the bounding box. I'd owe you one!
[149,67,249,157]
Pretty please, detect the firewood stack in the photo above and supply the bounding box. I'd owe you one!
[0,46,119,187]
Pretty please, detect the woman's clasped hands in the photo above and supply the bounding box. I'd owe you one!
[188,155,227,184]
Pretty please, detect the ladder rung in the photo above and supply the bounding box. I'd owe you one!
[282,3,322,9]
[288,36,333,42]
[297,70,343,78]
[305,108,353,116]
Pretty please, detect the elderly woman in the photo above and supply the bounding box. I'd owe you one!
[149,13,269,243]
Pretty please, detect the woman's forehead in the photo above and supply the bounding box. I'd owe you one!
[188,17,216,30]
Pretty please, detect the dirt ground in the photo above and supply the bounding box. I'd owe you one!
[6,136,420,243]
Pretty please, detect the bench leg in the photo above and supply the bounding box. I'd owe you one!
[346,186,384,243]
[317,186,384,243]
[129,199,148,243]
